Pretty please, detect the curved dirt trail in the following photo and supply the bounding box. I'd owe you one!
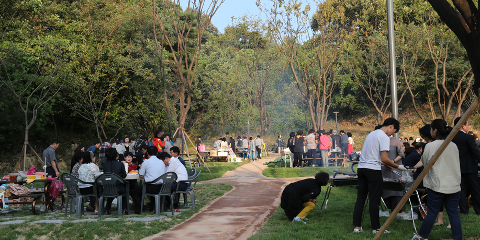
[144,156,290,240]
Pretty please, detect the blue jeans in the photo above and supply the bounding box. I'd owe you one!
[418,189,462,240]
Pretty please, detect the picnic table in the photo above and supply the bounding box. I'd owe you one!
[0,179,64,215]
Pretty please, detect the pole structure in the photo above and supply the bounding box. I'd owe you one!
[373,89,480,240]
[333,112,339,133]
[387,0,399,138]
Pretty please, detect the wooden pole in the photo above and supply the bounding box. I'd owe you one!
[374,91,480,240]
[184,131,211,173]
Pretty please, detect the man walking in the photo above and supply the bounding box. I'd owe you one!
[352,118,407,234]
[452,117,480,214]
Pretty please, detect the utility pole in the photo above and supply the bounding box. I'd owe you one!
[333,112,339,133]
[387,0,399,137]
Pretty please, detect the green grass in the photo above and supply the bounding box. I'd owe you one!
[195,161,250,181]
[262,158,357,178]
[0,183,232,240]
[249,186,480,240]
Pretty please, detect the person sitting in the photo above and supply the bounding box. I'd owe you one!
[170,146,186,167]
[102,148,128,215]
[281,172,330,223]
[125,152,137,173]
[71,153,83,179]
[213,137,222,150]
[70,145,84,173]
[78,152,101,214]
[159,152,188,208]
[130,146,166,214]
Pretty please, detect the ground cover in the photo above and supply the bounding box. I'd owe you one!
[262,158,356,178]
[0,183,232,240]
[196,161,250,181]
[249,185,480,240]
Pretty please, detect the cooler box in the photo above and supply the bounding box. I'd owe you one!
[210,150,217,156]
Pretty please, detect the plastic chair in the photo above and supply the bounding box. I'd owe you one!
[187,168,197,178]
[140,172,177,217]
[61,173,96,217]
[175,170,201,210]
[95,173,130,218]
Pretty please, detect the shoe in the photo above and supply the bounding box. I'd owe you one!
[353,227,363,233]
[372,229,390,234]
[292,216,306,224]
[94,210,98,215]
[85,206,95,212]
[411,234,428,240]
[123,209,128,215]
[104,210,111,215]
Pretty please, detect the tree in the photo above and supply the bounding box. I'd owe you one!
[153,0,224,130]
[427,0,479,95]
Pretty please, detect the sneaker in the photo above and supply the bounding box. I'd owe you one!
[353,227,363,233]
[372,229,390,234]
[292,216,306,224]
[411,234,428,240]
[303,218,308,221]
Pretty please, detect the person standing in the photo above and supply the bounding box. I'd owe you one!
[319,130,331,167]
[43,139,61,178]
[195,136,202,151]
[287,132,295,168]
[347,132,354,155]
[112,138,126,162]
[123,137,135,157]
[163,135,173,154]
[340,130,348,158]
[276,135,284,156]
[412,119,462,240]
[152,130,165,153]
[293,130,305,168]
[99,139,111,168]
[254,135,264,159]
[353,118,407,234]
[86,142,100,155]
[306,129,317,167]
[242,137,248,152]
[381,135,406,215]
[133,135,147,166]
[451,117,480,215]
[330,130,341,161]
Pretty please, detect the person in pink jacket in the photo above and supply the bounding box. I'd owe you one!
[319,130,331,167]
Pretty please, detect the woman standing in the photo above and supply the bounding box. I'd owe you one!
[411,119,462,240]
[287,132,295,168]
[112,138,126,162]
[347,132,354,155]
[123,137,135,157]
[152,130,165,152]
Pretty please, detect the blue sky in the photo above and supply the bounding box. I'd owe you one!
[179,0,317,33]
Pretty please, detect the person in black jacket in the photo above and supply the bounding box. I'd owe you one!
[281,172,330,222]
[287,132,295,168]
[293,130,305,167]
[403,142,425,184]
[452,117,480,214]
[102,148,128,215]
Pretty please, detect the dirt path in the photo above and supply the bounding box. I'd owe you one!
[144,155,291,240]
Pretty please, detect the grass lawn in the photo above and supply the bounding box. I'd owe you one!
[249,185,480,240]
[0,183,232,240]
[262,158,357,178]
[196,161,250,181]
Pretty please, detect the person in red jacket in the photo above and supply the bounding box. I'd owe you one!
[152,130,165,152]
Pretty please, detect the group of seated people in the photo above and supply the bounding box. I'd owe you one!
[70,144,189,215]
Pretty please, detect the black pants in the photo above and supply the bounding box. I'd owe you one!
[79,186,96,208]
[353,168,383,230]
[105,184,128,211]
[135,152,143,166]
[130,184,162,211]
[293,152,303,167]
[460,173,480,214]
[46,166,57,178]
[255,146,262,159]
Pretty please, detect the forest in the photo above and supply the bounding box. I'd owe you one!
[1,0,479,162]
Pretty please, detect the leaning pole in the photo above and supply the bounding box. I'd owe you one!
[374,89,480,239]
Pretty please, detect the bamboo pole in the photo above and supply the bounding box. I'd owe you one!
[374,90,480,239]
[184,131,211,173]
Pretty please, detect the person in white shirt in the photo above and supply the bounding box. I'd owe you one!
[78,152,101,214]
[159,152,188,192]
[352,118,407,234]
[129,146,166,213]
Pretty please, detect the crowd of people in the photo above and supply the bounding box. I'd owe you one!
[280,129,355,168]
[212,133,265,159]
[43,131,189,215]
